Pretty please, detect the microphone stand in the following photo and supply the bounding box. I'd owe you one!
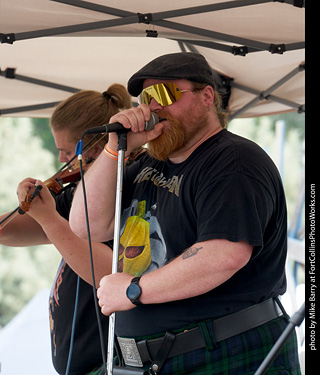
[106,131,147,375]
[254,302,305,375]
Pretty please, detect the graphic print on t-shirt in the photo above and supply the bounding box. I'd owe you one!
[49,258,66,356]
[119,199,167,277]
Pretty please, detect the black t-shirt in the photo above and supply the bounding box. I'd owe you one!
[49,184,109,375]
[115,129,287,337]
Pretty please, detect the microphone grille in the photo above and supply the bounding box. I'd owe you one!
[145,112,159,131]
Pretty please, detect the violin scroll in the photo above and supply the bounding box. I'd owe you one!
[18,185,43,214]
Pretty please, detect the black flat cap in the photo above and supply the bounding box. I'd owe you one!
[127,52,216,96]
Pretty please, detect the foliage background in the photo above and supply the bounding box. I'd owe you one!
[0,117,61,328]
[0,112,305,329]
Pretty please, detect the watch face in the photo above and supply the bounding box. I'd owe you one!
[127,283,141,301]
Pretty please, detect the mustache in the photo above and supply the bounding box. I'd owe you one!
[156,111,177,124]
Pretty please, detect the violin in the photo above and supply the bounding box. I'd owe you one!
[0,155,92,230]
[0,132,107,231]
[19,156,92,213]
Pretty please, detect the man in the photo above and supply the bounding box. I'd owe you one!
[70,53,301,374]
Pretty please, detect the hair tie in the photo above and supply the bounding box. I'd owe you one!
[102,91,112,100]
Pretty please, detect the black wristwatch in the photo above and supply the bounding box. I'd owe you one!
[126,276,142,305]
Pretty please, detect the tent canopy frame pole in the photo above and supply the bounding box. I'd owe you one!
[1,0,304,55]
[0,0,305,118]
[230,63,305,119]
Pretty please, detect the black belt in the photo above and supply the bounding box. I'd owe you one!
[118,298,283,368]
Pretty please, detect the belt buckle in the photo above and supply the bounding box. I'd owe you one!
[117,337,144,367]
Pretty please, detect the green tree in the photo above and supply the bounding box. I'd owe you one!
[30,118,61,169]
[0,117,61,328]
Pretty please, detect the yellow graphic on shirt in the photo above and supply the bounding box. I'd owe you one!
[118,200,151,276]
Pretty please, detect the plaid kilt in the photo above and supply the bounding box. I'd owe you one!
[87,316,301,375]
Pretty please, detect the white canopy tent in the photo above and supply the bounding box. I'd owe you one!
[0,0,305,119]
[0,289,58,375]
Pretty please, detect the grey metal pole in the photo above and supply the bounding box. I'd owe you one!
[107,147,126,375]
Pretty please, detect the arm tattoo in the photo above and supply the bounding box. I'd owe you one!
[182,246,203,260]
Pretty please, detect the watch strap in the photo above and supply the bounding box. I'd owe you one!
[127,276,142,305]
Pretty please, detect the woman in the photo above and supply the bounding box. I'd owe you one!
[0,84,132,375]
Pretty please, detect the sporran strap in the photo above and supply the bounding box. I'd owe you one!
[149,332,176,374]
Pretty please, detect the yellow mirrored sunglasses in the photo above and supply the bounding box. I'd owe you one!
[139,82,192,107]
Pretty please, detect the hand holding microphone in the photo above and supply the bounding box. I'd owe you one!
[78,106,164,158]
[83,112,160,135]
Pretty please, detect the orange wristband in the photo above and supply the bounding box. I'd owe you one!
[104,145,128,162]
[104,145,118,160]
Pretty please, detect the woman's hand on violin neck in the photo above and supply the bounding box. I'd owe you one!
[17,179,57,225]
[16,177,38,201]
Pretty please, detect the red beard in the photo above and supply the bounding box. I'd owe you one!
[147,97,209,161]
[147,113,185,161]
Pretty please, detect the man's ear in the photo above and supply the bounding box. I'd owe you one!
[202,85,215,107]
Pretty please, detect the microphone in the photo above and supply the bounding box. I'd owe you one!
[84,112,159,135]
